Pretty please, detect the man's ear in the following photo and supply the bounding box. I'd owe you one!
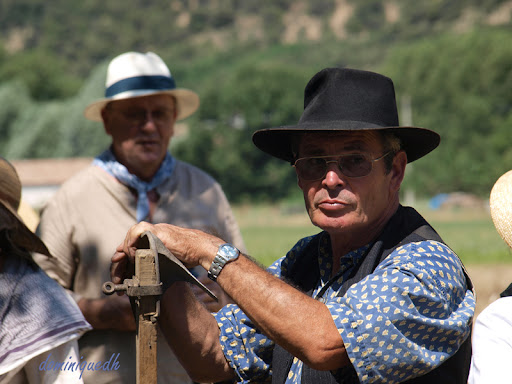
[390,150,407,193]
[296,168,303,190]
[101,108,112,135]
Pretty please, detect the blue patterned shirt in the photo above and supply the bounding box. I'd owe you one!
[214,232,475,384]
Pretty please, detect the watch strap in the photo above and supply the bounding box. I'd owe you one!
[208,244,239,281]
[208,255,225,281]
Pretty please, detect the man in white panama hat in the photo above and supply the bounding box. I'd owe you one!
[34,51,245,384]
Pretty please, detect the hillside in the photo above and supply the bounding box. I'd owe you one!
[2,0,511,89]
[1,0,512,202]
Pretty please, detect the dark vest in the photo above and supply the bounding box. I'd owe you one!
[272,205,473,384]
[501,283,512,298]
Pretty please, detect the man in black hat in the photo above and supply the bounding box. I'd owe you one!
[111,68,475,383]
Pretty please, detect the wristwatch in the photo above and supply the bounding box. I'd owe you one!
[208,243,240,281]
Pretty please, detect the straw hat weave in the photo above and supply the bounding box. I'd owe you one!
[490,170,512,249]
[0,157,51,256]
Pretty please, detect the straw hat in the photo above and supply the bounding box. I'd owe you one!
[252,67,440,164]
[83,51,199,122]
[490,170,512,249]
[0,157,51,256]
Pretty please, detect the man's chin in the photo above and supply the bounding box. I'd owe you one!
[136,150,164,164]
[312,216,348,232]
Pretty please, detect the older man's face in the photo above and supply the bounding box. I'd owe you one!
[101,94,177,181]
[296,131,406,248]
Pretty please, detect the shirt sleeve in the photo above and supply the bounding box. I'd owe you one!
[33,188,79,295]
[468,296,512,384]
[327,240,475,384]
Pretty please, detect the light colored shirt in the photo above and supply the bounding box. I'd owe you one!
[35,160,245,384]
[468,296,512,383]
[215,233,475,384]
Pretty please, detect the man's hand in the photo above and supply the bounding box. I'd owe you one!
[111,221,224,287]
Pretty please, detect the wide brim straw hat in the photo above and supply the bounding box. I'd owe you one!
[490,170,512,249]
[252,67,440,164]
[0,157,51,256]
[84,51,200,122]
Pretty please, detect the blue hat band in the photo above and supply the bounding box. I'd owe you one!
[105,75,176,98]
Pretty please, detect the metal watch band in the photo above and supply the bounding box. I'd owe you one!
[207,256,225,281]
[208,243,239,281]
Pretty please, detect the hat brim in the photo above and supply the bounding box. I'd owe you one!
[83,89,200,122]
[0,199,51,257]
[252,122,440,164]
[490,170,512,249]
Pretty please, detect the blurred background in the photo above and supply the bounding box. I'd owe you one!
[2,0,512,314]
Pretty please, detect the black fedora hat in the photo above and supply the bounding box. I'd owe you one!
[252,67,440,164]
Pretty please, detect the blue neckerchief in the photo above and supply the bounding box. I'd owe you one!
[93,148,175,222]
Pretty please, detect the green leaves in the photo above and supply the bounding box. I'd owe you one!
[383,29,512,196]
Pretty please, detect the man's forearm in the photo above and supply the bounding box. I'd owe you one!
[212,254,349,370]
[159,282,235,383]
[113,222,347,373]
[78,296,136,331]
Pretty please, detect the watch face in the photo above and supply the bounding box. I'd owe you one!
[219,243,239,259]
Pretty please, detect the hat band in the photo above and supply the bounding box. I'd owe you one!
[105,75,176,98]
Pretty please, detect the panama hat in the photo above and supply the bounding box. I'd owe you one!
[252,67,440,163]
[0,157,51,256]
[84,51,200,122]
[490,170,512,249]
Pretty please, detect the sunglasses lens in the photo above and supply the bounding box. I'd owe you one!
[295,154,374,180]
[295,158,327,180]
[338,154,372,177]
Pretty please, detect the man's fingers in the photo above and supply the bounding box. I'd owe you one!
[112,250,126,263]
[110,251,131,285]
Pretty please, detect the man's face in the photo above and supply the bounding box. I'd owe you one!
[101,94,177,180]
[296,131,406,244]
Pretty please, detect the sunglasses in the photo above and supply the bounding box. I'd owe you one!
[294,151,392,181]
[109,107,175,125]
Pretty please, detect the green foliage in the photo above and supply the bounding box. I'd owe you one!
[2,1,512,202]
[0,50,81,101]
[0,59,110,159]
[173,63,307,202]
[0,80,31,155]
[381,28,512,196]
[346,0,386,34]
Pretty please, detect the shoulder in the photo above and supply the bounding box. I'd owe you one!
[381,240,470,295]
[387,240,461,269]
[51,165,109,197]
[475,296,512,330]
[40,165,116,215]
[173,160,217,184]
[162,160,225,198]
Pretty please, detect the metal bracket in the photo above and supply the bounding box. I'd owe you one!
[101,230,218,384]
[103,279,164,298]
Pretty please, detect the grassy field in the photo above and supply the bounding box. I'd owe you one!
[233,202,512,267]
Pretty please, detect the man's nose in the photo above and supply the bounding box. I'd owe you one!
[141,111,158,128]
[322,161,345,187]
